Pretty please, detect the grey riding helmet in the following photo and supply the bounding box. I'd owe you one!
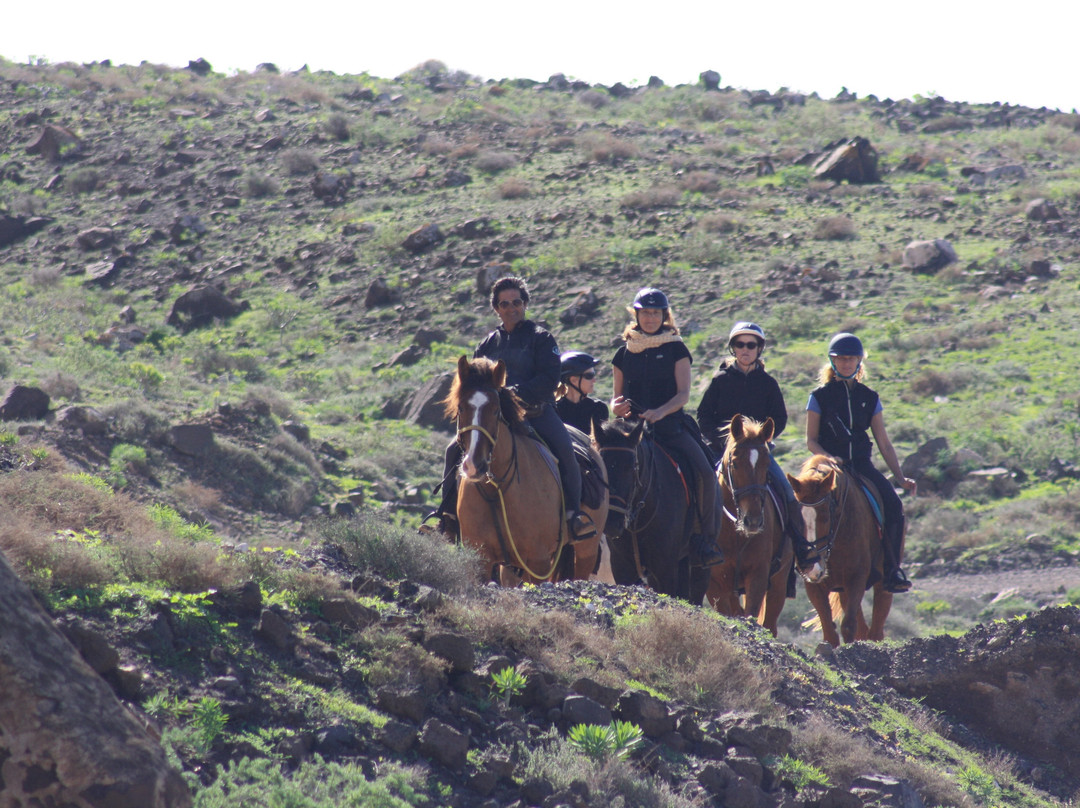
[728,321,766,350]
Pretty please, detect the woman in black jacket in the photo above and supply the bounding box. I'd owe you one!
[555,351,609,436]
[806,332,916,593]
[697,322,823,582]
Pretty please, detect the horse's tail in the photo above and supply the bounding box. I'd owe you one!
[799,591,844,632]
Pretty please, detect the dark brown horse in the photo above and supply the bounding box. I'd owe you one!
[787,455,893,645]
[443,355,607,584]
[595,418,710,603]
[706,415,791,636]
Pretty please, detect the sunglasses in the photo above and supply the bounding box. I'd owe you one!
[497,298,525,309]
[731,340,761,350]
[581,371,596,380]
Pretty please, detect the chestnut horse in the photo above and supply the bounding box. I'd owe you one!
[787,455,892,646]
[706,415,792,636]
[443,355,607,584]
[595,418,710,604]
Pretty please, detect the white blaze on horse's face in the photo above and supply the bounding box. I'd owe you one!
[802,505,818,543]
[462,390,492,479]
[748,447,759,471]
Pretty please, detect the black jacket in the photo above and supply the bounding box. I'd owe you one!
[556,395,609,436]
[697,361,787,457]
[474,320,561,407]
[810,380,880,462]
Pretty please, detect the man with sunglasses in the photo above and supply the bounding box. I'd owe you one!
[555,351,609,436]
[698,322,824,585]
[425,277,595,542]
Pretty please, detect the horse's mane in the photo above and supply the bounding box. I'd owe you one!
[597,417,638,443]
[797,454,841,481]
[722,416,769,464]
[442,357,526,427]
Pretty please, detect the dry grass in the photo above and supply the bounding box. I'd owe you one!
[172,480,227,518]
[697,213,739,233]
[0,471,238,594]
[474,150,517,173]
[496,178,532,199]
[281,148,321,175]
[812,215,857,240]
[620,184,682,210]
[679,171,721,193]
[615,609,777,711]
[792,714,971,807]
[578,133,638,163]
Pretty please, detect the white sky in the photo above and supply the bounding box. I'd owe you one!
[3,1,1077,111]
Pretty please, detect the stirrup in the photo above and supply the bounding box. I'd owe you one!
[883,568,912,593]
[568,511,597,542]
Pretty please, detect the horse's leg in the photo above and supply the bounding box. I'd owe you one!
[838,585,866,644]
[867,585,893,641]
[705,562,740,615]
[804,583,840,647]
[760,551,793,638]
[498,566,525,587]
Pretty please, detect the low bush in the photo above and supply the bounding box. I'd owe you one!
[812,215,857,240]
[317,511,481,595]
[496,178,531,199]
[241,170,280,198]
[474,150,517,173]
[619,185,681,210]
[280,148,320,175]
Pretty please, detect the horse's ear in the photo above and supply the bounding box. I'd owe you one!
[824,469,837,490]
[730,414,745,441]
[630,418,645,443]
[492,359,507,388]
[786,473,803,498]
[761,417,775,443]
[456,355,470,380]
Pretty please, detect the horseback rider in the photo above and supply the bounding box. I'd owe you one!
[610,287,724,567]
[425,276,597,542]
[805,333,916,593]
[555,351,609,436]
[697,321,824,584]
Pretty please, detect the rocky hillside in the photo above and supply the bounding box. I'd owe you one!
[1,56,1080,806]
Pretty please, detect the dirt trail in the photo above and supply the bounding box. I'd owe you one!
[912,566,1080,606]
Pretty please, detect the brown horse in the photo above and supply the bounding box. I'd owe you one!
[706,415,792,636]
[443,355,607,584]
[787,455,893,646]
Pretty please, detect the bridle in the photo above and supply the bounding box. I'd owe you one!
[720,442,770,530]
[797,472,850,572]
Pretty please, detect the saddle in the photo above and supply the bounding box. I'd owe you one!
[845,468,884,529]
[565,426,607,510]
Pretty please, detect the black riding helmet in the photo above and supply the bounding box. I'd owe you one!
[828,332,864,357]
[632,287,669,310]
[560,351,600,380]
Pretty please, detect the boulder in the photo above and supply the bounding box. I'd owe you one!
[0,214,51,247]
[0,385,50,421]
[1025,198,1061,221]
[166,285,248,332]
[25,124,81,162]
[0,552,190,806]
[902,239,957,274]
[402,223,444,254]
[167,423,215,457]
[57,405,108,435]
[400,372,454,432]
[419,719,469,770]
[813,137,880,183]
[186,57,213,76]
[364,277,398,308]
[700,70,721,91]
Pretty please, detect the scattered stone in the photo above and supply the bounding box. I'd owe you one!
[24,124,81,162]
[57,405,108,435]
[1025,198,1061,221]
[187,57,213,76]
[254,608,297,654]
[423,632,475,673]
[700,70,721,91]
[418,718,469,770]
[364,277,398,308]
[813,137,881,183]
[902,238,957,273]
[0,214,51,247]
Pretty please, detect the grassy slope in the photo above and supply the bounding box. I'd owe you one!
[0,57,1079,804]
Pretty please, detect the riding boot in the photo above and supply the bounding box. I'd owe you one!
[690,532,724,568]
[882,517,911,593]
[420,479,460,539]
[567,510,597,542]
[786,499,824,583]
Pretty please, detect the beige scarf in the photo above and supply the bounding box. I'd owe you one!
[624,329,684,354]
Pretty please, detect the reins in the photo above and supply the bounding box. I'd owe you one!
[798,468,852,577]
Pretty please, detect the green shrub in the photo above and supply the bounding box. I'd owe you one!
[567,721,644,762]
[242,170,279,198]
[280,148,320,175]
